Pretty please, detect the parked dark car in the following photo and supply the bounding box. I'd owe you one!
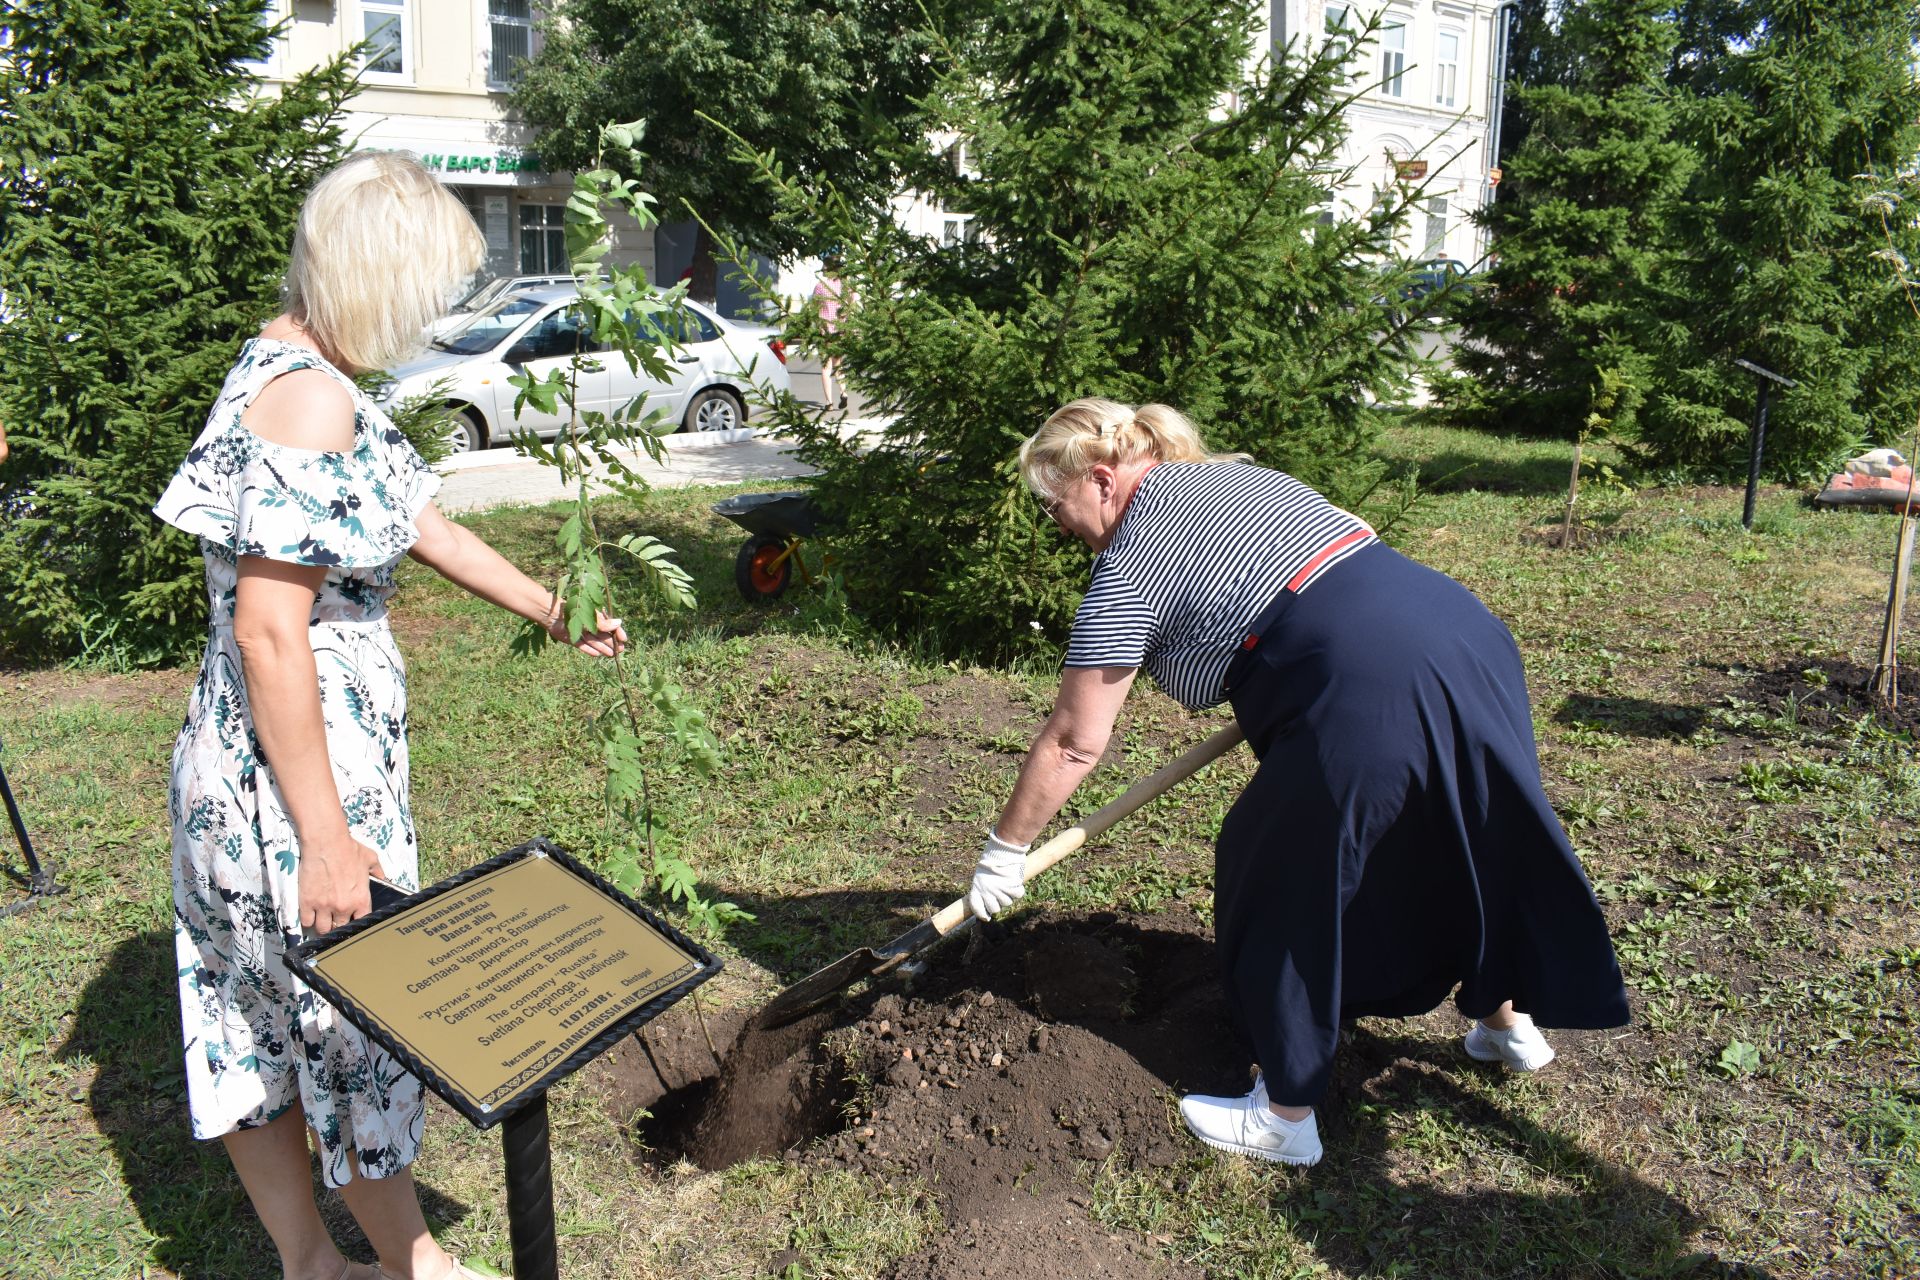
[1401,257,1479,313]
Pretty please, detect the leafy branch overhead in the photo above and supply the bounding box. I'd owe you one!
[514,0,960,299]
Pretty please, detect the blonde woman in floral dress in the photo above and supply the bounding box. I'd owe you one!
[155,152,624,1280]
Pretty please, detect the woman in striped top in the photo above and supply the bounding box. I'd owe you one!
[968,398,1628,1168]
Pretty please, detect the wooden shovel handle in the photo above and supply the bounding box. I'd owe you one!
[926,722,1247,936]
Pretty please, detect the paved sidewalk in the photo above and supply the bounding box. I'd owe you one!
[433,430,816,513]
[434,359,886,513]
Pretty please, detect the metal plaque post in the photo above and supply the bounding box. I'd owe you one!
[502,1093,558,1280]
[0,735,64,918]
[1733,357,1799,531]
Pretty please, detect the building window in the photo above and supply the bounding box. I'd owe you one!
[1424,196,1449,257]
[1435,29,1460,107]
[488,0,536,86]
[519,203,566,274]
[1324,3,1352,34]
[1380,19,1408,97]
[239,1,281,69]
[361,0,407,78]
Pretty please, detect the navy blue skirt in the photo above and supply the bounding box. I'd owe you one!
[1217,542,1629,1106]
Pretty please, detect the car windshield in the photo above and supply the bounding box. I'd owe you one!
[450,277,513,315]
[633,304,721,347]
[432,294,547,355]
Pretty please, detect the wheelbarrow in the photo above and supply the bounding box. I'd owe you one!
[712,489,837,603]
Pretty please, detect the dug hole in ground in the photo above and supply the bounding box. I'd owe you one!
[598,910,1240,1278]
[587,901,1615,1280]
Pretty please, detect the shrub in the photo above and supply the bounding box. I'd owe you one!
[0,0,354,663]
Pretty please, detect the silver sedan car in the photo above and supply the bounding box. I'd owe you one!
[382,285,792,453]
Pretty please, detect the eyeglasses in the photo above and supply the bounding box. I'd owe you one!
[1041,472,1089,527]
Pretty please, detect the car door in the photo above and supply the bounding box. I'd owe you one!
[497,304,611,437]
[660,304,738,420]
[608,303,710,431]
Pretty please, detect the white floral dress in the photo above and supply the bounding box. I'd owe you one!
[154,337,438,1186]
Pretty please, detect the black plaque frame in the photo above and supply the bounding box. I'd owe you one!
[287,836,721,1130]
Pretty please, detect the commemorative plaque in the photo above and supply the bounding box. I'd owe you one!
[289,838,721,1279]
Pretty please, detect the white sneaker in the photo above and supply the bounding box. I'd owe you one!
[1464,1015,1556,1071]
[1177,1074,1322,1166]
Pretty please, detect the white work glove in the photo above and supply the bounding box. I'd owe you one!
[967,831,1030,922]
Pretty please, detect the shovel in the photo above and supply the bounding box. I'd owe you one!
[757,722,1246,1027]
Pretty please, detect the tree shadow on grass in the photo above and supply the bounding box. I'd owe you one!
[59,931,470,1278]
[1411,447,1579,497]
[1556,693,1708,740]
[1297,1023,1774,1279]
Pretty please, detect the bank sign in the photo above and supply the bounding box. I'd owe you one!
[420,151,542,178]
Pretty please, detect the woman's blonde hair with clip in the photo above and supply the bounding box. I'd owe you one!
[1018,397,1249,503]
[285,150,487,373]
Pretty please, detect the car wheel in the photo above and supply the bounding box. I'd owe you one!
[683,388,745,433]
[446,408,487,455]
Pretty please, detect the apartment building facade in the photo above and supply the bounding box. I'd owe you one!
[249,0,655,285]
[252,0,1507,306]
[1261,0,1512,263]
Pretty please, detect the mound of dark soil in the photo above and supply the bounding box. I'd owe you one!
[597,910,1244,1279]
[1739,657,1920,737]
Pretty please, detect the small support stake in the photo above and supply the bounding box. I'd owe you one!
[1733,358,1798,531]
[1872,512,1916,706]
[0,736,65,919]
[502,1093,559,1280]
[1560,438,1584,549]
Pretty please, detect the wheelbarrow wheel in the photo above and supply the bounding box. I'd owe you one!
[735,534,793,603]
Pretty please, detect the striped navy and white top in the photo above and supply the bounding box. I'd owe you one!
[1063,461,1375,710]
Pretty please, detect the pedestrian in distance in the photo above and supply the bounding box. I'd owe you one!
[812,254,848,411]
[154,150,625,1280]
[969,397,1630,1167]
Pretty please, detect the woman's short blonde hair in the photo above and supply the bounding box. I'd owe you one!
[1018,397,1248,501]
[285,151,487,372]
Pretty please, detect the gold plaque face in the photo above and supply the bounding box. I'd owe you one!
[300,848,707,1121]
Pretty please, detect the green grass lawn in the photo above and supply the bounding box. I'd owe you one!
[2,423,1916,1278]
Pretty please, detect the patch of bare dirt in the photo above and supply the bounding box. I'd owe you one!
[1,667,193,715]
[1739,657,1920,738]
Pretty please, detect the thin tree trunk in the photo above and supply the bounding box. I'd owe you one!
[1872,511,1915,707]
[689,222,719,305]
[1560,439,1583,549]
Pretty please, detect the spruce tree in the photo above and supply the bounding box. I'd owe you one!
[726,0,1421,658]
[0,0,355,663]
[1641,0,1920,477]
[1445,0,1695,440]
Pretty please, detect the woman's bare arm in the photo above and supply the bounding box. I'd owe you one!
[992,664,1138,845]
[233,556,382,934]
[407,502,626,656]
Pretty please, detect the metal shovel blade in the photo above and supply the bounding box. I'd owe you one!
[756,916,961,1027]
[754,723,1245,1028]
